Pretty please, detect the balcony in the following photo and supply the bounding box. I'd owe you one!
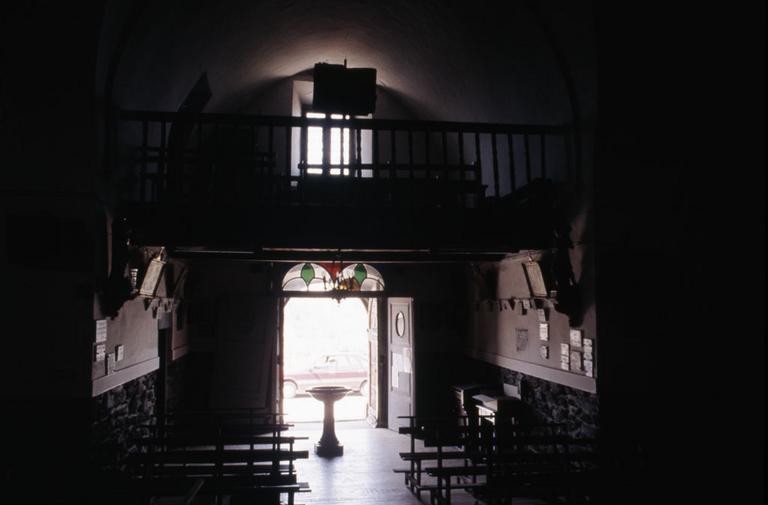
[112,111,575,260]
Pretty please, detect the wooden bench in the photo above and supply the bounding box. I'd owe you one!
[126,411,311,505]
[148,477,205,505]
[394,415,485,501]
[132,478,310,505]
[465,437,599,504]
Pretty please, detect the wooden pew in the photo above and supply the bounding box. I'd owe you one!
[419,421,596,505]
[394,415,486,501]
[126,410,311,505]
[465,426,599,505]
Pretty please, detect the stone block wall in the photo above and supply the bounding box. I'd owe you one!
[501,367,599,439]
[91,371,157,468]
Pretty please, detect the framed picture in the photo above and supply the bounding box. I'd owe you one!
[570,351,582,372]
[522,261,548,297]
[516,329,529,352]
[539,322,549,341]
[569,329,583,348]
[139,257,165,297]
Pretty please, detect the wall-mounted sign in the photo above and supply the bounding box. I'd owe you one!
[106,352,117,375]
[522,261,548,297]
[570,351,582,372]
[539,323,549,341]
[569,329,583,348]
[139,257,165,298]
[516,329,529,352]
[94,343,106,362]
[95,319,107,343]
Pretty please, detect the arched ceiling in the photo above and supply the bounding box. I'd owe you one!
[106,0,591,124]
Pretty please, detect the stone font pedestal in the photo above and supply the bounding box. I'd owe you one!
[306,386,350,457]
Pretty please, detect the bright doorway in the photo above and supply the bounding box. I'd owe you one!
[282,297,370,423]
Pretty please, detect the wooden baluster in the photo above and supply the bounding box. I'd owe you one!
[213,122,220,198]
[194,118,203,199]
[285,125,291,200]
[474,132,482,190]
[408,130,414,206]
[268,125,275,200]
[373,129,380,180]
[507,133,516,192]
[323,120,331,176]
[249,124,256,193]
[458,131,465,183]
[356,127,362,178]
[340,118,346,175]
[491,132,500,198]
[300,116,308,172]
[524,133,532,185]
[159,120,166,202]
[390,129,396,179]
[424,130,431,180]
[565,129,574,183]
[141,120,148,202]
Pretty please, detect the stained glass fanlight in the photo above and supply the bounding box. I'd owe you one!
[281,263,333,292]
[340,263,385,291]
[281,262,384,292]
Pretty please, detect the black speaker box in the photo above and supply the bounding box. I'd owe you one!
[313,63,377,115]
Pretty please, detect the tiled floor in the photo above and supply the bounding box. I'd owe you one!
[289,421,481,505]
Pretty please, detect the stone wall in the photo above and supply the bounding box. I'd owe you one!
[467,357,599,439]
[91,371,157,468]
[501,367,599,439]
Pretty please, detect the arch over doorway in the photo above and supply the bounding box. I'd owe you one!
[279,262,386,425]
[281,262,385,292]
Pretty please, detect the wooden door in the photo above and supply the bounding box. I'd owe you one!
[387,297,414,431]
[366,298,379,426]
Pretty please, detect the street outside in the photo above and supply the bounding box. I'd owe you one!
[284,392,368,423]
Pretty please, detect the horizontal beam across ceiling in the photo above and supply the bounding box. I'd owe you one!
[167,247,509,263]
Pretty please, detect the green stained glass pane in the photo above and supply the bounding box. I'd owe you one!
[300,263,315,286]
[354,264,367,285]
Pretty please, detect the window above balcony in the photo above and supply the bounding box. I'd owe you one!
[305,112,350,175]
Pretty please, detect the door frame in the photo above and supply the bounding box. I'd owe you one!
[386,297,415,431]
[275,292,388,424]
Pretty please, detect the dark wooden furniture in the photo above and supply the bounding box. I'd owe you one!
[125,410,311,505]
[394,412,599,505]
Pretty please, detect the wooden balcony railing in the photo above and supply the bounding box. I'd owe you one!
[116,110,573,209]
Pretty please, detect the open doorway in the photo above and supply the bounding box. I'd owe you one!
[282,297,370,423]
[278,262,386,425]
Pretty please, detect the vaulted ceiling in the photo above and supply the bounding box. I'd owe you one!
[101,0,594,125]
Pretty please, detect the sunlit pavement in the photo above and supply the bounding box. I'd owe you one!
[284,393,368,423]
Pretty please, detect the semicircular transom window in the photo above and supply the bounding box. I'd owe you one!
[281,262,385,292]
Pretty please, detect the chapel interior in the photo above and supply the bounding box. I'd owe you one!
[0,2,764,505]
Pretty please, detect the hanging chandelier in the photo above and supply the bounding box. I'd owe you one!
[322,259,356,294]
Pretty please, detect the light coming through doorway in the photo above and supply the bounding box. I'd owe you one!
[282,298,370,423]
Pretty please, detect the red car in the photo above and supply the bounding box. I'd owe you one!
[283,353,369,399]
